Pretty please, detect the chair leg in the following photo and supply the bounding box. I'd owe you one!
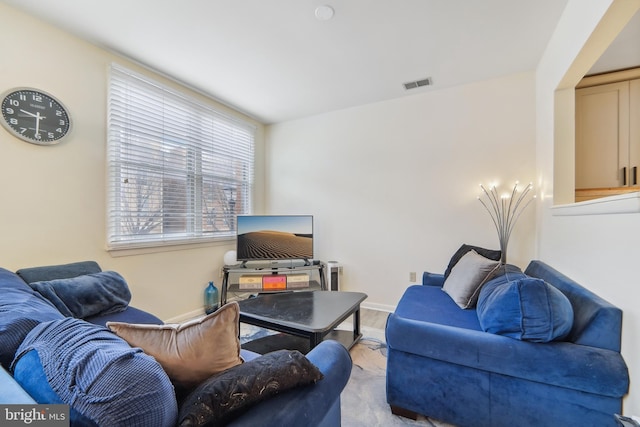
[390,405,419,420]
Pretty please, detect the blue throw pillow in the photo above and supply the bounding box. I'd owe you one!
[28,271,131,319]
[477,272,574,342]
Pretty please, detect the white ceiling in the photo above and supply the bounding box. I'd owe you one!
[5,0,631,125]
[588,8,640,76]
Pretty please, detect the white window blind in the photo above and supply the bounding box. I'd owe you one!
[107,64,254,248]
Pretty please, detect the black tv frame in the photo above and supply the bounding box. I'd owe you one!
[235,215,314,265]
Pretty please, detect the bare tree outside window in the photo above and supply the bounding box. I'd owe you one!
[108,64,254,248]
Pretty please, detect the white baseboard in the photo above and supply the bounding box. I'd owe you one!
[361,301,395,313]
[164,308,204,324]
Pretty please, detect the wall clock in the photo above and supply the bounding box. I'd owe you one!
[1,88,71,145]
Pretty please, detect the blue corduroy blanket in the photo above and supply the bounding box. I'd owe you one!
[28,271,132,319]
[12,318,177,426]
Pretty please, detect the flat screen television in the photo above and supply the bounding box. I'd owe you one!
[236,215,314,262]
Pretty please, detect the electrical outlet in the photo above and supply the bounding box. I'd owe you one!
[409,272,416,282]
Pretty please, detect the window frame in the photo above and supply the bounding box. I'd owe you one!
[107,64,255,250]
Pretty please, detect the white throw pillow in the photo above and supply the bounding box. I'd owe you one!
[442,249,501,309]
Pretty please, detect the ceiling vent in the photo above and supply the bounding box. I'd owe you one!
[403,77,433,90]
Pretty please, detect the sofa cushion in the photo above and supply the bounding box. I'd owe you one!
[477,271,574,342]
[12,318,177,426]
[28,271,131,319]
[16,261,102,284]
[178,349,323,426]
[443,244,501,279]
[393,285,482,331]
[107,302,243,388]
[85,306,164,327]
[0,268,63,368]
[442,250,501,309]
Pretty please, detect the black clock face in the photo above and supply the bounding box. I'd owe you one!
[1,88,71,145]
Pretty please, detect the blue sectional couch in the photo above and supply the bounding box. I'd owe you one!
[0,261,352,426]
[386,257,629,427]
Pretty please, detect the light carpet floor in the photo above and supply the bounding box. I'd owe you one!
[240,323,455,426]
[339,325,454,427]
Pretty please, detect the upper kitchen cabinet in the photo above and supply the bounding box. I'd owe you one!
[575,68,640,201]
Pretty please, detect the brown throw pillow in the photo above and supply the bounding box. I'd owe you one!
[107,302,242,388]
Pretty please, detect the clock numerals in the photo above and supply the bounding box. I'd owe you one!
[1,88,71,145]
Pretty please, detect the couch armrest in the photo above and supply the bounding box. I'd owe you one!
[0,365,36,404]
[386,313,629,398]
[422,272,444,287]
[228,340,352,427]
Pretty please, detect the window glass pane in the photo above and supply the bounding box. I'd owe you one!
[107,64,254,248]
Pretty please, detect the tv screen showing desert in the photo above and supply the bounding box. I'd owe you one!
[237,216,313,260]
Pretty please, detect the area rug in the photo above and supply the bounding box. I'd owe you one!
[341,327,454,427]
[239,324,454,426]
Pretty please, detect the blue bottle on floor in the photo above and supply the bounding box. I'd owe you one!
[204,281,219,314]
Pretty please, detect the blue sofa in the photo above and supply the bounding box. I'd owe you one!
[0,261,352,427]
[386,259,629,427]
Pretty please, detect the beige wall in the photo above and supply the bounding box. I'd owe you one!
[537,0,640,414]
[266,72,537,310]
[0,4,265,321]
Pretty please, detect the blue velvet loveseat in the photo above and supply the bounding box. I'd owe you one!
[0,261,352,427]
[386,251,629,427]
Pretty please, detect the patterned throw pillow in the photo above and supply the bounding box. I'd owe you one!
[178,349,323,426]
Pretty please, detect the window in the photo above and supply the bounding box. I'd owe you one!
[107,64,255,249]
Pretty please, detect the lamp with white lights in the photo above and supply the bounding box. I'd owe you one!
[478,181,535,264]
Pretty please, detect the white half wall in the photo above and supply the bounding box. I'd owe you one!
[266,72,537,309]
[537,0,640,414]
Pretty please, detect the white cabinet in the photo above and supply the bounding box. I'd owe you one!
[576,80,640,189]
[575,71,640,191]
[576,81,628,188]
[631,79,640,183]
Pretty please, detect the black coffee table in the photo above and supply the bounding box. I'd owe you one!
[238,291,367,354]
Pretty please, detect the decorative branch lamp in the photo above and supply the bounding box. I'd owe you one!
[478,182,535,264]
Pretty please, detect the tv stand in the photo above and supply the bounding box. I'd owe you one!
[221,261,327,304]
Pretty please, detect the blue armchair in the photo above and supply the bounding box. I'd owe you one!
[386,260,629,427]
